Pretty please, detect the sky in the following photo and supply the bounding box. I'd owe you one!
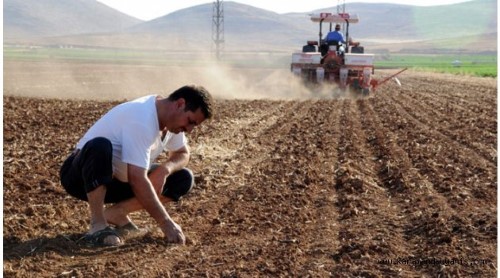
[96,0,473,21]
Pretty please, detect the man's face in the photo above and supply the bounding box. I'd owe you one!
[168,98,206,134]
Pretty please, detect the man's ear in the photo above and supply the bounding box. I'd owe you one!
[176,98,186,110]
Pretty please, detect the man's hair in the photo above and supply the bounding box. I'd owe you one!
[168,85,214,119]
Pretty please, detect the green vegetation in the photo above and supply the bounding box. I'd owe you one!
[376,54,497,78]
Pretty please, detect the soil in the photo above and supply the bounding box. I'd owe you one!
[3,63,497,277]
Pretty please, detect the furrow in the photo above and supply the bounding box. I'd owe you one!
[390,92,496,165]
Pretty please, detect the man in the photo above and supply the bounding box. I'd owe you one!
[60,85,214,247]
[324,24,360,47]
[324,24,346,44]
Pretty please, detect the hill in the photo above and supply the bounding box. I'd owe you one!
[3,0,497,53]
[118,0,497,52]
[4,0,143,40]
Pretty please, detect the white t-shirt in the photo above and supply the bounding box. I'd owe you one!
[76,95,187,182]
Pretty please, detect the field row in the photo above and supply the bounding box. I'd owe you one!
[3,72,497,276]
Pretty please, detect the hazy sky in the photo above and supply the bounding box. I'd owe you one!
[97,0,472,21]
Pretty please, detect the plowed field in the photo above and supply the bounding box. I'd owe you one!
[3,65,498,277]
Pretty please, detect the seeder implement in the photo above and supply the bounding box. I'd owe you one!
[290,12,407,96]
[370,68,408,91]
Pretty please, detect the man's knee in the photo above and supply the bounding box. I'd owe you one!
[82,137,112,155]
[161,168,194,201]
[60,137,113,201]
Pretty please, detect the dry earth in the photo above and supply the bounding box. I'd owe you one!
[3,61,498,277]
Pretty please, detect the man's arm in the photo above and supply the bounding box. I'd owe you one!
[127,164,185,244]
[148,145,190,193]
[163,145,190,176]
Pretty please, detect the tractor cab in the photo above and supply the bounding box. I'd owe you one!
[310,13,361,56]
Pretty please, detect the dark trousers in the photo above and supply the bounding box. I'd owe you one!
[60,137,194,203]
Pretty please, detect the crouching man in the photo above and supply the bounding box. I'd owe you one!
[60,85,214,247]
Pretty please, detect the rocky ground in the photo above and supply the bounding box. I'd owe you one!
[3,65,497,277]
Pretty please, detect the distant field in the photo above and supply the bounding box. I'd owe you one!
[376,54,497,78]
[3,46,188,65]
[4,45,497,77]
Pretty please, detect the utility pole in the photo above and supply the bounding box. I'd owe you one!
[212,0,224,60]
[337,0,346,37]
[337,0,345,14]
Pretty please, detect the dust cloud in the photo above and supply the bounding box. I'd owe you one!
[4,60,354,101]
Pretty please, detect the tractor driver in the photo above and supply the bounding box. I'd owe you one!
[324,24,360,47]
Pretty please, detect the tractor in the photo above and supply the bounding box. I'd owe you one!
[291,12,406,95]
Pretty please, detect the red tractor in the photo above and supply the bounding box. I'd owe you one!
[291,12,406,95]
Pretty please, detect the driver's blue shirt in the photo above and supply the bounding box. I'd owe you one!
[324,31,346,44]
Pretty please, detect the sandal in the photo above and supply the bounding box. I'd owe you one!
[79,226,123,247]
[115,222,149,239]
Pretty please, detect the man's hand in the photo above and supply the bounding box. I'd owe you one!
[128,164,184,244]
[161,219,186,244]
